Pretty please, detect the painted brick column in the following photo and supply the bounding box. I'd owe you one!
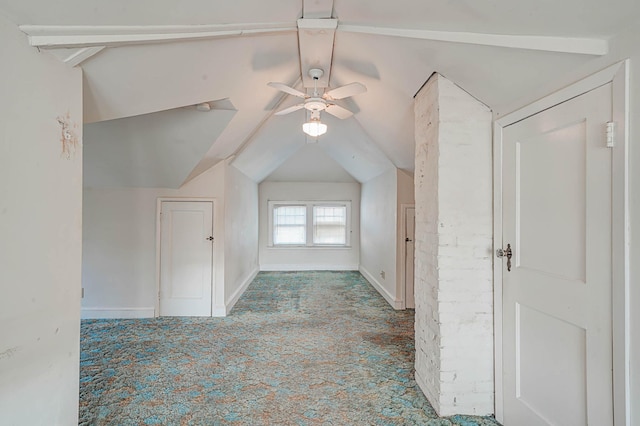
[413,74,493,416]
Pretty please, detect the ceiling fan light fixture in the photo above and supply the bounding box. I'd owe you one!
[302,118,327,137]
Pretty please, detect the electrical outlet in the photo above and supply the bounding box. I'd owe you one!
[380,270,385,279]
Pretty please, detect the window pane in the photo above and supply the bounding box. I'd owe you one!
[313,206,346,245]
[274,206,306,245]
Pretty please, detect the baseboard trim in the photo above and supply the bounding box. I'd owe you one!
[359,266,402,310]
[225,267,259,315]
[260,264,359,271]
[212,305,226,317]
[81,307,155,319]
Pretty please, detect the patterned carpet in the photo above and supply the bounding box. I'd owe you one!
[79,271,500,425]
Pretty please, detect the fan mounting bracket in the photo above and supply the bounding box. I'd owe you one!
[308,68,324,80]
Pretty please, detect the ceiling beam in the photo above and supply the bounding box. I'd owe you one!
[21,21,606,58]
[20,23,297,49]
[338,25,608,56]
[297,19,337,87]
[303,0,334,19]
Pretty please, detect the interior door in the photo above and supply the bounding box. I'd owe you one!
[405,207,416,309]
[159,201,214,316]
[501,84,613,425]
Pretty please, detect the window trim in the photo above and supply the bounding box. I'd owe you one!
[271,203,307,246]
[268,200,351,248]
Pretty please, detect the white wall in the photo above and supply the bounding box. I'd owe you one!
[359,168,402,308]
[497,20,640,425]
[0,16,83,425]
[224,164,259,312]
[82,163,226,317]
[258,181,360,270]
[414,74,493,416]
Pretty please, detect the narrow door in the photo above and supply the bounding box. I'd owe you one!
[405,207,416,309]
[159,201,214,316]
[501,84,613,425]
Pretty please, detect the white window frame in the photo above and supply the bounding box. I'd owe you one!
[271,203,307,246]
[268,200,351,248]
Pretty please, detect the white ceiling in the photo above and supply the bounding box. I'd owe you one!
[84,105,236,188]
[264,144,357,183]
[2,0,638,187]
[333,0,639,37]
[0,0,301,26]
[2,0,636,35]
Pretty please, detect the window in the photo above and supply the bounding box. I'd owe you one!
[273,205,306,245]
[269,201,351,247]
[313,206,346,245]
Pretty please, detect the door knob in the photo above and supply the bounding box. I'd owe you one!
[206,236,214,241]
[496,243,513,271]
[405,237,413,242]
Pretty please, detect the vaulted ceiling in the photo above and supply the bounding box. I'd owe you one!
[1,0,638,187]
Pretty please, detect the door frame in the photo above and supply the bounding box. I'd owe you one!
[399,203,415,309]
[493,61,630,425]
[155,197,216,317]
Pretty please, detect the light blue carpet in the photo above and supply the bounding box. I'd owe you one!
[79,271,501,425]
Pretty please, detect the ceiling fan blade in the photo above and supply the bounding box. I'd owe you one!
[275,103,305,115]
[268,82,307,99]
[323,82,367,100]
[325,104,354,119]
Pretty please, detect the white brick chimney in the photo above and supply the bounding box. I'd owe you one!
[413,73,494,416]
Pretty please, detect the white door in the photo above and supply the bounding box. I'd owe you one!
[501,84,613,425]
[159,201,214,316]
[405,207,416,309]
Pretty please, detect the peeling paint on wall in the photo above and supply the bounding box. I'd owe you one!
[57,111,79,159]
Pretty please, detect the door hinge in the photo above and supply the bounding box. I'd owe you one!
[606,121,616,148]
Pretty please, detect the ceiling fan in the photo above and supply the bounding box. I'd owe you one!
[268,68,366,120]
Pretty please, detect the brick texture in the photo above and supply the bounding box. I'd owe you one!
[413,74,494,416]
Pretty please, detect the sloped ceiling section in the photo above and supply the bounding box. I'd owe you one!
[84,105,236,188]
[234,106,393,183]
[330,32,596,171]
[3,0,638,188]
[264,144,357,183]
[80,32,302,186]
[82,34,300,123]
[232,110,308,182]
[317,114,395,183]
